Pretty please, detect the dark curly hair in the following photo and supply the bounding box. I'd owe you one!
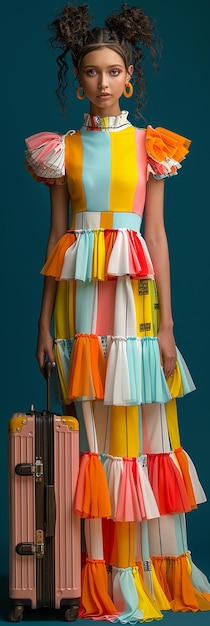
[49,2,161,117]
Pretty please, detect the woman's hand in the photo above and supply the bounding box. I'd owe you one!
[36,322,56,378]
[157,326,177,380]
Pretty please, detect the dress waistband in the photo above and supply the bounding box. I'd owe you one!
[71,211,142,233]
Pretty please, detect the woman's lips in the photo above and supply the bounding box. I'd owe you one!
[97,94,111,98]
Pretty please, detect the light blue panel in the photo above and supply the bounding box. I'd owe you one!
[174,514,188,554]
[81,130,111,211]
[113,211,142,231]
[75,280,96,333]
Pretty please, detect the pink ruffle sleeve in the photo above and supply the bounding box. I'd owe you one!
[25,130,67,185]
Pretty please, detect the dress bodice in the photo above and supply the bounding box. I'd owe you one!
[25,111,191,236]
[65,124,148,231]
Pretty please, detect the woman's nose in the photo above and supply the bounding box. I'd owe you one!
[98,73,108,89]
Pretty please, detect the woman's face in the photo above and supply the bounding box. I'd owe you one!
[78,46,133,116]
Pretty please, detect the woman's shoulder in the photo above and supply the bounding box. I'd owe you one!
[25,129,75,185]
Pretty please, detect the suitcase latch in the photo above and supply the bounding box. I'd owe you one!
[34,458,44,479]
[15,458,43,478]
[35,529,45,558]
[16,531,45,558]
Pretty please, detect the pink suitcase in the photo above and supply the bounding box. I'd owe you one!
[8,364,81,622]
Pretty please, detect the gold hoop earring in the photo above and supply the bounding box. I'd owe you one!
[123,82,133,98]
[76,86,85,100]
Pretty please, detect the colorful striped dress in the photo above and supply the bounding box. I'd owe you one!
[25,111,210,622]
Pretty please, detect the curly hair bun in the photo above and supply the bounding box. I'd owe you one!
[105,3,158,61]
[50,3,93,56]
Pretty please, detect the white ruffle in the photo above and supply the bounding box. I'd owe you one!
[136,457,160,519]
[147,157,182,180]
[82,110,131,131]
[105,337,131,405]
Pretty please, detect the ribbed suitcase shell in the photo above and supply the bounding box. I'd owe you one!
[8,410,81,620]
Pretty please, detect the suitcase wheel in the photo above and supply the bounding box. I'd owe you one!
[9,606,24,622]
[64,606,79,622]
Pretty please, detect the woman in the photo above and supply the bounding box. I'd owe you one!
[25,3,210,621]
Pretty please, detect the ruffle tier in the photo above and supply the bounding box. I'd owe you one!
[79,554,210,621]
[74,449,206,521]
[54,335,195,405]
[41,228,154,282]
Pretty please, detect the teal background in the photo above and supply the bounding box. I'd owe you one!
[1,0,210,622]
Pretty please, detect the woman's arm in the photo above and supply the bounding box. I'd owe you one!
[144,175,177,379]
[36,182,69,376]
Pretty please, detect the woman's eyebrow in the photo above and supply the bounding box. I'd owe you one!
[83,64,124,69]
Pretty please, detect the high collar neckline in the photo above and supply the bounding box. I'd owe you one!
[82,110,131,131]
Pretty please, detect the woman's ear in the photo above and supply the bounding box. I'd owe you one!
[126,65,134,81]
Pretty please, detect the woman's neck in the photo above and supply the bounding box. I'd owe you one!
[89,104,122,117]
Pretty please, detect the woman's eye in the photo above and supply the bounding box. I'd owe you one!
[86,69,96,76]
[111,69,120,76]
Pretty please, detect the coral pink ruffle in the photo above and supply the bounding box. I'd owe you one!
[25,130,67,184]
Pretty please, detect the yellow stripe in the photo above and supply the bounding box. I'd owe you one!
[54,282,75,339]
[109,128,138,212]
[92,230,105,280]
[110,521,136,568]
[109,405,139,457]
[65,132,86,213]
[132,279,159,338]
[133,566,164,618]
[165,399,181,449]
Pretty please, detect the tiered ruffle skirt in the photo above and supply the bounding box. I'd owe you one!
[41,224,210,621]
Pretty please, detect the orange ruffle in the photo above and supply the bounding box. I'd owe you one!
[68,334,106,400]
[79,558,117,619]
[41,232,77,278]
[152,554,210,612]
[74,452,111,518]
[146,126,191,164]
[147,452,191,515]
[174,447,197,509]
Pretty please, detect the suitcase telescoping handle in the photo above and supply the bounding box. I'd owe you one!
[45,360,56,538]
[45,359,54,412]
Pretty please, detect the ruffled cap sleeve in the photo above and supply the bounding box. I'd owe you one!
[25,131,67,185]
[146,126,191,179]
